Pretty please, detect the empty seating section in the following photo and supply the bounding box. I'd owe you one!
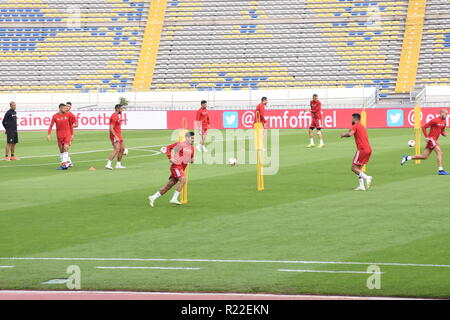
[0,0,448,95]
[153,0,408,92]
[416,0,450,88]
[0,0,148,92]
[316,19,403,97]
[0,0,145,23]
[165,0,407,20]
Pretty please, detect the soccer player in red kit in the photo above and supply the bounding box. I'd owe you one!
[401,109,449,175]
[254,97,268,127]
[308,94,324,148]
[195,100,210,152]
[65,102,77,166]
[47,103,77,170]
[341,113,373,191]
[148,132,195,206]
[105,104,126,170]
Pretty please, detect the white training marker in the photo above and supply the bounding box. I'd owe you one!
[96,266,201,270]
[42,279,69,285]
[278,269,384,274]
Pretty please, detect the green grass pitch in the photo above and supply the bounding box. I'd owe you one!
[0,128,449,298]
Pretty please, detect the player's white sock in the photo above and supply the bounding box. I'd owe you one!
[358,178,365,188]
[63,152,69,162]
[117,161,121,166]
[359,172,369,180]
[319,139,324,145]
[172,190,180,201]
[106,160,112,167]
[152,192,161,199]
[67,156,72,163]
[439,166,444,171]
[59,153,64,162]
[407,156,413,161]
[309,138,314,145]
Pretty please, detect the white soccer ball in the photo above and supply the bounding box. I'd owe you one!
[123,148,129,155]
[228,157,237,166]
[408,140,416,147]
[160,147,167,153]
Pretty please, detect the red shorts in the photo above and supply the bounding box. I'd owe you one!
[353,148,372,166]
[110,135,124,145]
[57,136,71,148]
[426,138,439,150]
[310,117,323,129]
[169,166,185,180]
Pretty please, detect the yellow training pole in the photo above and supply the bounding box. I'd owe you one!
[179,117,189,203]
[414,105,422,164]
[361,106,367,172]
[254,111,264,191]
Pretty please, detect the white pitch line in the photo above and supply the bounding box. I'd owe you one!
[1,257,450,268]
[0,266,15,268]
[0,135,250,162]
[0,153,161,168]
[0,144,165,161]
[278,269,384,274]
[96,266,201,270]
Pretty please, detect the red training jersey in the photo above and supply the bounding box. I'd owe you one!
[254,102,266,124]
[48,112,76,137]
[166,142,194,170]
[351,123,371,150]
[422,116,446,141]
[310,100,322,119]
[196,107,210,128]
[109,113,122,140]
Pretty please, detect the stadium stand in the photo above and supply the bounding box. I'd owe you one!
[416,0,450,90]
[0,0,148,93]
[153,0,408,96]
[0,0,448,104]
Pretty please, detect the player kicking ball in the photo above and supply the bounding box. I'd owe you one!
[149,132,195,206]
[401,109,449,175]
[341,113,373,191]
[47,103,77,170]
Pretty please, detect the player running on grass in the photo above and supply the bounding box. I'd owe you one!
[308,94,324,148]
[105,104,126,170]
[149,132,195,206]
[401,109,449,175]
[195,100,210,152]
[341,113,373,191]
[47,103,78,170]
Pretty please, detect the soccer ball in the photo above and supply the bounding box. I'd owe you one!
[408,140,416,147]
[228,157,237,166]
[123,148,128,155]
[160,146,167,153]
